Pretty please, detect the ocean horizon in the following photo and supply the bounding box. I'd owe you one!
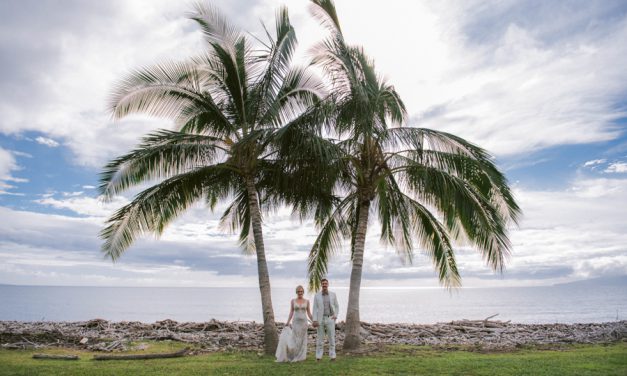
[2,280,625,324]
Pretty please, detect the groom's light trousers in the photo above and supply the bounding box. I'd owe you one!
[316,316,336,359]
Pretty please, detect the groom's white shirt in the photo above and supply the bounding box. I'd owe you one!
[312,291,339,322]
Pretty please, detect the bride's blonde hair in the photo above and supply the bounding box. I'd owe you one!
[295,285,304,294]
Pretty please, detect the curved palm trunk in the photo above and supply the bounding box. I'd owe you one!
[343,200,371,350]
[245,178,279,355]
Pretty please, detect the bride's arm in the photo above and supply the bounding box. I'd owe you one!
[306,300,314,322]
[286,299,294,327]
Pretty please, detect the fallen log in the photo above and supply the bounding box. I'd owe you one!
[92,348,188,361]
[484,314,499,322]
[33,354,79,360]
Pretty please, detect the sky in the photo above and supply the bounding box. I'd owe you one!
[0,0,626,289]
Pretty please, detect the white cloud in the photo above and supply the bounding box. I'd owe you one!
[63,191,83,197]
[409,7,627,156]
[33,194,128,217]
[583,159,606,167]
[35,136,60,147]
[0,0,204,167]
[0,148,17,178]
[326,176,627,287]
[2,0,626,170]
[260,1,627,156]
[0,241,260,288]
[508,177,627,280]
[605,162,627,173]
[0,199,276,287]
[11,151,32,158]
[0,147,28,195]
[0,175,622,287]
[569,177,627,198]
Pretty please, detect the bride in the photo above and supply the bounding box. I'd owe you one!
[275,285,313,362]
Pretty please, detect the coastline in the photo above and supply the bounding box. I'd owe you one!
[2,318,625,353]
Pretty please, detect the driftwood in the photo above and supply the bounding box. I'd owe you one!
[32,354,79,360]
[92,348,188,361]
[1,318,625,353]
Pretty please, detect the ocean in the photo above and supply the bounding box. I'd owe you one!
[1,284,625,324]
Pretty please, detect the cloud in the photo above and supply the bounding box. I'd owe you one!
[2,0,626,171]
[11,151,32,158]
[0,203,252,286]
[408,3,627,156]
[34,194,128,218]
[0,0,204,167]
[276,0,627,156]
[581,159,627,174]
[583,159,607,167]
[324,175,627,287]
[508,177,627,280]
[569,177,627,198]
[35,136,60,147]
[0,147,28,195]
[0,173,623,288]
[605,162,627,173]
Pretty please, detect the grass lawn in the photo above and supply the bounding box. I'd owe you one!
[0,341,625,375]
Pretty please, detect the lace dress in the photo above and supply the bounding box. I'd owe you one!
[275,299,309,362]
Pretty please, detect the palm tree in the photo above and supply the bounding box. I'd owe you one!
[99,3,331,354]
[306,0,521,351]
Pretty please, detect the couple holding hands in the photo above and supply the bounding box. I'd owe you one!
[275,279,339,363]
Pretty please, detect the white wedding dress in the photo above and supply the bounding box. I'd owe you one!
[275,300,308,362]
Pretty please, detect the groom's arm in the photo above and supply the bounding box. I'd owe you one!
[312,295,319,326]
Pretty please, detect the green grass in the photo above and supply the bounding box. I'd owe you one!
[0,342,625,375]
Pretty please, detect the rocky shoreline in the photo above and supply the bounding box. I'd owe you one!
[1,318,625,353]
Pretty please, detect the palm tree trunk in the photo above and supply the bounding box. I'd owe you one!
[245,177,279,355]
[343,199,370,351]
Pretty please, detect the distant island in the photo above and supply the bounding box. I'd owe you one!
[553,275,627,287]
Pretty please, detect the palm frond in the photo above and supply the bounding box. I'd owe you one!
[309,0,342,34]
[373,176,414,261]
[189,2,243,50]
[110,60,205,120]
[403,192,461,288]
[310,37,353,102]
[397,127,492,161]
[206,38,250,125]
[176,103,237,138]
[268,101,340,163]
[308,195,355,291]
[370,171,461,286]
[99,130,226,200]
[399,162,513,272]
[100,165,230,260]
[390,149,520,224]
[219,187,256,254]
[377,82,406,126]
[259,66,325,128]
[261,6,298,94]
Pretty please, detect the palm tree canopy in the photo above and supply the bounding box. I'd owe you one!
[307,0,521,291]
[99,4,337,259]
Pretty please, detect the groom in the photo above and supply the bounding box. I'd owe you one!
[312,278,339,361]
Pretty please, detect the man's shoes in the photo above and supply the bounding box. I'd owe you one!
[316,358,321,362]
[330,358,336,361]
